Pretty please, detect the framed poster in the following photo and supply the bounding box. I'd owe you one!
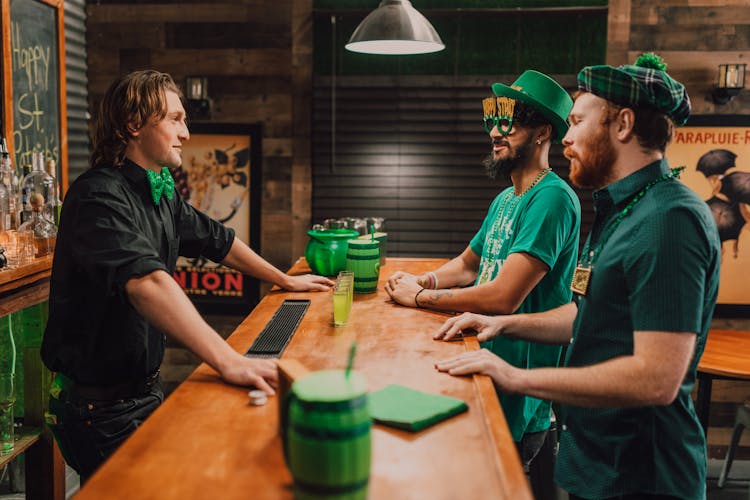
[665,115,750,314]
[171,123,262,314]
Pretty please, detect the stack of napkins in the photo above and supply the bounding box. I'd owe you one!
[368,384,468,432]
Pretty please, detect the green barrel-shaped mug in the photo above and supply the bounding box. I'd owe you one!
[284,370,371,500]
[345,240,380,294]
[358,232,387,266]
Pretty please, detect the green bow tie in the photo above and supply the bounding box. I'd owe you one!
[146,167,175,206]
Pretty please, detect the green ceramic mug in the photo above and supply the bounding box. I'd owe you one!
[283,370,371,500]
[304,229,360,276]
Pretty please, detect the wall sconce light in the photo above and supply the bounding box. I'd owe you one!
[345,0,444,55]
[712,63,746,105]
[185,76,211,119]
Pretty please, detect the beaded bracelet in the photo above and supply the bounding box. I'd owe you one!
[429,271,439,290]
[423,273,434,290]
[415,288,426,308]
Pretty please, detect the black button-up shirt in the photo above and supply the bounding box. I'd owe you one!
[41,159,235,386]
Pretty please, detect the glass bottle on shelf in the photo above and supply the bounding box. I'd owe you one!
[20,152,55,225]
[18,191,56,258]
[0,145,10,232]
[0,182,9,233]
[19,163,32,226]
[0,139,17,230]
[44,159,62,226]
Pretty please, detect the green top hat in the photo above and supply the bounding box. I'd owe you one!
[491,70,573,142]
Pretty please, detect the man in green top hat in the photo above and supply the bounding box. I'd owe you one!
[435,53,720,500]
[385,70,581,470]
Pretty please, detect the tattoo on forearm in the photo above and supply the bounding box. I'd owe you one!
[423,290,453,306]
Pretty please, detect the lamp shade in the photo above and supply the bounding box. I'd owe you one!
[345,0,445,55]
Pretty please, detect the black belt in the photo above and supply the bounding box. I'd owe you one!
[61,370,161,402]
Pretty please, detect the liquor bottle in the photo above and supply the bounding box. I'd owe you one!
[18,193,56,258]
[0,182,9,233]
[0,144,10,232]
[0,139,17,230]
[19,164,32,225]
[20,152,55,226]
[44,159,62,225]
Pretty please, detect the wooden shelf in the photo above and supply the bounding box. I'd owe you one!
[0,255,53,295]
[0,280,50,317]
[0,256,53,316]
[0,426,41,468]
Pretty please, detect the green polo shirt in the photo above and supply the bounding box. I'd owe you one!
[555,159,721,499]
[470,172,581,442]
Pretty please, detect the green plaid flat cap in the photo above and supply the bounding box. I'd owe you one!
[577,53,691,126]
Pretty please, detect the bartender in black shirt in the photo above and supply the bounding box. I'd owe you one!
[41,70,333,482]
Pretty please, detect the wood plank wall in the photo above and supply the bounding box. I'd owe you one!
[86,0,313,284]
[627,0,750,115]
[619,0,750,459]
[65,0,90,182]
[311,74,592,258]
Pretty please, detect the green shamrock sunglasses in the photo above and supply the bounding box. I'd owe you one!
[482,96,517,135]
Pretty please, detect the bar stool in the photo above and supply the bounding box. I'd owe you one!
[717,400,750,493]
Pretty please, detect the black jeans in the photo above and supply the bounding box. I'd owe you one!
[516,428,549,472]
[47,381,164,483]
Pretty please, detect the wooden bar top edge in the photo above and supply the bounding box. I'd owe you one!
[464,336,532,499]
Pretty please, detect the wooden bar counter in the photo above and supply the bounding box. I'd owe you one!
[76,258,531,500]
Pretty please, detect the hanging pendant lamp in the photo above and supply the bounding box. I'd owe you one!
[345,0,445,55]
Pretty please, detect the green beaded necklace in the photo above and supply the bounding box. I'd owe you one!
[571,166,684,296]
[477,167,552,284]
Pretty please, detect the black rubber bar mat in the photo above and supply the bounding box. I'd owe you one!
[244,299,310,358]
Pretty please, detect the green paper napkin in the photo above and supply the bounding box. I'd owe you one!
[368,384,468,432]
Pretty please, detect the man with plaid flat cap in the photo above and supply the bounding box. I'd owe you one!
[434,53,720,499]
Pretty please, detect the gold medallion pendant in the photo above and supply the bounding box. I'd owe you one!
[571,266,592,296]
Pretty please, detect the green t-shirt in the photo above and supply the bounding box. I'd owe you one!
[556,160,721,499]
[469,171,580,441]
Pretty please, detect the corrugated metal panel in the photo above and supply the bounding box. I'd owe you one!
[65,0,89,184]
[312,75,592,258]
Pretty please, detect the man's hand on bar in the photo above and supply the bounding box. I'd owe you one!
[433,312,505,342]
[217,353,278,395]
[434,348,521,394]
[384,273,423,307]
[282,273,335,292]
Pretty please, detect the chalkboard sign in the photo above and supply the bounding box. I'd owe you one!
[1,0,68,190]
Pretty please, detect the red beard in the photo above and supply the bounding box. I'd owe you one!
[565,123,617,189]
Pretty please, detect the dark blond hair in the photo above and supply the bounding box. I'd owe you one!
[91,70,182,169]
